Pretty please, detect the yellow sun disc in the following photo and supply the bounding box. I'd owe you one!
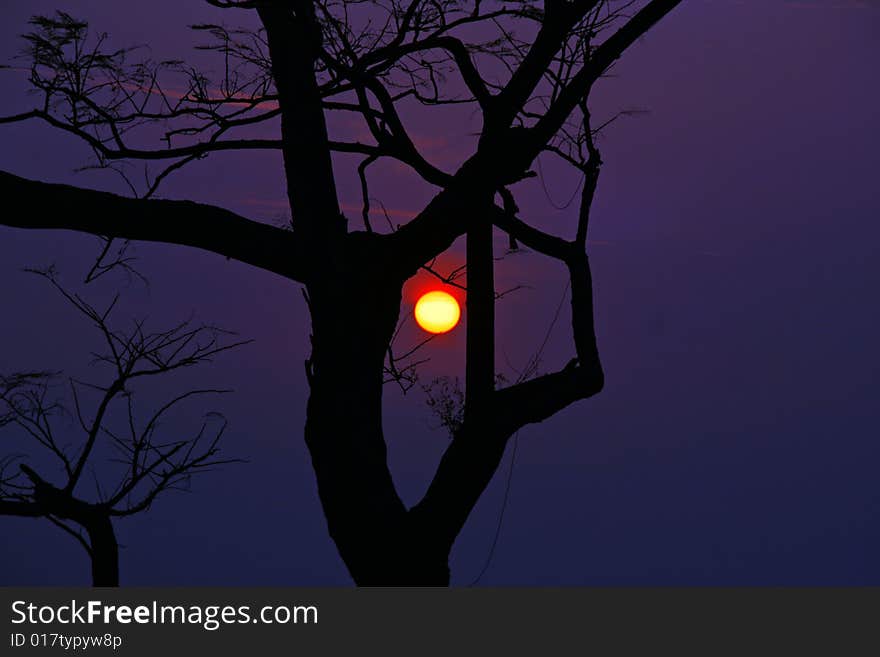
[414,290,461,334]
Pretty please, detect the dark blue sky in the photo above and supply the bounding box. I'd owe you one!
[1,0,879,585]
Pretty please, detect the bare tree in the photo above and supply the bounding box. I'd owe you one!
[0,269,245,585]
[0,0,684,584]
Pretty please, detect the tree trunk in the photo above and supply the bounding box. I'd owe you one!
[302,250,451,585]
[86,515,119,586]
[20,464,120,586]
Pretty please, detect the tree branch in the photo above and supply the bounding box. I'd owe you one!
[411,126,606,549]
[0,171,310,282]
[490,202,572,261]
[0,500,42,517]
[488,1,598,130]
[257,1,343,237]
[531,0,682,149]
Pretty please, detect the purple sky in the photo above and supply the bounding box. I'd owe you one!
[1,0,879,585]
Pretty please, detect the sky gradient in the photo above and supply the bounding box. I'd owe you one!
[1,0,878,585]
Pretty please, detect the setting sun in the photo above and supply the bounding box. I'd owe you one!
[414,290,461,334]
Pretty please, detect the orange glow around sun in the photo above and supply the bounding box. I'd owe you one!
[414,290,461,334]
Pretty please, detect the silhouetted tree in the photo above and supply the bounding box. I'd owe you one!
[0,1,683,584]
[0,269,245,585]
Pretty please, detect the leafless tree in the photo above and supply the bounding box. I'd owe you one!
[0,0,684,584]
[0,269,245,585]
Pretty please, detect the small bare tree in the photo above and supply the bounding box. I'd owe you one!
[0,269,246,585]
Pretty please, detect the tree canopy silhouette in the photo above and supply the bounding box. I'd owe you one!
[0,0,683,585]
[0,269,244,585]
